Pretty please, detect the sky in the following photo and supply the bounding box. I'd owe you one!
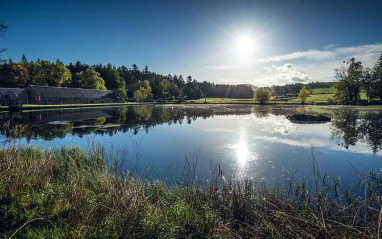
[1,0,381,86]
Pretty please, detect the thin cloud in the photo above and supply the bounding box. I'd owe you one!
[205,65,239,70]
[258,43,382,63]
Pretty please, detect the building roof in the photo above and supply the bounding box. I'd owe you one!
[0,88,24,100]
[29,85,117,99]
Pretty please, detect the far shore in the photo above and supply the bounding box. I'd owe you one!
[0,101,381,112]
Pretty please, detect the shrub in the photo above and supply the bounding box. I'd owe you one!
[254,88,271,104]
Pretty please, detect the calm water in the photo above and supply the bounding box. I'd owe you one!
[1,105,381,185]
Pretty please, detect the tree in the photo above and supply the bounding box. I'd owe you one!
[254,88,271,104]
[133,90,143,102]
[49,61,72,86]
[141,80,152,100]
[161,78,171,100]
[94,64,126,99]
[21,54,28,66]
[66,61,90,88]
[0,60,28,88]
[29,60,71,86]
[333,58,363,104]
[76,69,107,90]
[375,53,382,100]
[361,67,378,102]
[0,21,7,58]
[298,86,310,103]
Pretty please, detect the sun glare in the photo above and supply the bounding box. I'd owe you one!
[235,35,255,54]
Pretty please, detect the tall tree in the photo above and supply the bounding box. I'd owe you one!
[94,64,126,98]
[334,58,363,104]
[361,67,377,102]
[21,54,28,66]
[375,54,382,100]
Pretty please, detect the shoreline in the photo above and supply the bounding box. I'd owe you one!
[0,102,381,112]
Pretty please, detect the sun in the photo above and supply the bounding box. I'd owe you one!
[235,35,255,54]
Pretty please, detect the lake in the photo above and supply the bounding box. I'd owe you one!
[1,105,381,185]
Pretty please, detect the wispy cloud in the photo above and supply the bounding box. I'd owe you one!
[205,65,239,70]
[258,43,382,63]
[204,43,382,86]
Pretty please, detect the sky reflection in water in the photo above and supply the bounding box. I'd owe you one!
[1,105,380,185]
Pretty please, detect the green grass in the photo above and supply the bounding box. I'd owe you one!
[22,102,131,107]
[186,98,254,103]
[0,127,381,238]
[309,87,335,94]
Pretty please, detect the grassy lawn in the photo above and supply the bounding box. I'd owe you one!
[287,93,335,103]
[22,102,130,107]
[186,98,254,103]
[184,86,377,105]
[309,87,335,94]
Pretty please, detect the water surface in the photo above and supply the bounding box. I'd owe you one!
[1,105,381,185]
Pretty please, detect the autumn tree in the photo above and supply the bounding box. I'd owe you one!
[0,60,28,87]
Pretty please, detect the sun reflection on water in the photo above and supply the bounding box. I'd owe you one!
[235,136,258,177]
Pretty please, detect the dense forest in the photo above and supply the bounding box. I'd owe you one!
[0,55,254,101]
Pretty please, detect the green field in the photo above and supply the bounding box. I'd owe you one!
[183,85,377,105]
[309,87,335,94]
[186,98,254,103]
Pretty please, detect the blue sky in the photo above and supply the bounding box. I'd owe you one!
[1,0,381,86]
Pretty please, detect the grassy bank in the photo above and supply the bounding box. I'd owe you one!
[0,144,381,238]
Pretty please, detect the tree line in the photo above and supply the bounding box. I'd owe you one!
[0,56,253,101]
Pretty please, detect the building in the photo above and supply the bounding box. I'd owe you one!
[18,85,123,105]
[0,88,24,106]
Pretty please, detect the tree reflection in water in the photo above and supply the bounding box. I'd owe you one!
[331,108,382,154]
[0,105,380,154]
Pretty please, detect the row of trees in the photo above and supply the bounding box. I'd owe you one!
[269,82,333,98]
[270,83,304,97]
[334,54,382,104]
[0,56,254,101]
